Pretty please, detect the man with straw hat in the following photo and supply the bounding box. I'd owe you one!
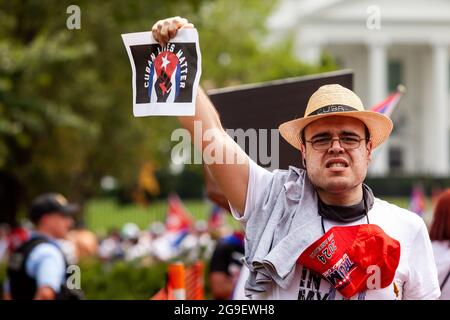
[151,17,440,300]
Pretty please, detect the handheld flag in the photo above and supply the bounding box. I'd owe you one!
[166,194,193,233]
[370,85,405,117]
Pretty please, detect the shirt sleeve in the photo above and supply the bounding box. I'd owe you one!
[229,157,274,223]
[403,222,441,300]
[26,243,66,294]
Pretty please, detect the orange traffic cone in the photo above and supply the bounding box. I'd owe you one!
[168,262,186,300]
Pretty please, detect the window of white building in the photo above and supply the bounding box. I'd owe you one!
[388,60,403,92]
[389,146,404,175]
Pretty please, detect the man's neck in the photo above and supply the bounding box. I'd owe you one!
[317,186,363,206]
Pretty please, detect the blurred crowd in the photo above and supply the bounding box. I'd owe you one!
[0,210,238,268]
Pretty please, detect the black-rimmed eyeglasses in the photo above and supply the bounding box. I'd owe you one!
[305,136,368,150]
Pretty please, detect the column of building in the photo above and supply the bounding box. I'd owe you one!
[424,43,449,176]
[367,41,389,175]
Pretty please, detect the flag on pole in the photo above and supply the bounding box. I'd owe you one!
[166,193,193,233]
[151,194,194,260]
[409,184,426,217]
[370,84,405,117]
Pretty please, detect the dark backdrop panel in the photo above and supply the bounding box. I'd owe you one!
[208,70,353,170]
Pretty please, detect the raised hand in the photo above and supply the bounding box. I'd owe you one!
[151,16,194,46]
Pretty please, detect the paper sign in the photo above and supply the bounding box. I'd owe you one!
[121,29,202,116]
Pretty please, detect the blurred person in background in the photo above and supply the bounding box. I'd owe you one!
[178,219,215,264]
[98,228,124,262]
[66,227,98,262]
[429,189,450,299]
[7,224,30,255]
[0,224,10,262]
[209,230,245,300]
[3,193,83,300]
[121,222,152,262]
[149,221,165,239]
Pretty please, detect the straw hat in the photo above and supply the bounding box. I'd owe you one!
[278,84,393,150]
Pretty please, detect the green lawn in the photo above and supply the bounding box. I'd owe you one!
[85,197,433,236]
[85,198,240,236]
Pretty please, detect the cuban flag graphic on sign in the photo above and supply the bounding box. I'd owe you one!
[149,51,181,103]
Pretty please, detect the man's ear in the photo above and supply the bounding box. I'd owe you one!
[367,140,373,163]
[300,143,306,158]
[300,143,307,167]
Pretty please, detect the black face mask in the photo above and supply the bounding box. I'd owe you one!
[317,184,374,223]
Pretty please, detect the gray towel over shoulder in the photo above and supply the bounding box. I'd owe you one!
[242,166,323,298]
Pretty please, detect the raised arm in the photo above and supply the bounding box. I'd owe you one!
[152,17,249,214]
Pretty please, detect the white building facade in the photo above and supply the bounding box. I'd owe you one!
[269,0,450,176]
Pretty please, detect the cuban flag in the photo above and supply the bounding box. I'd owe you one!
[152,194,194,260]
[165,193,193,233]
[370,85,405,117]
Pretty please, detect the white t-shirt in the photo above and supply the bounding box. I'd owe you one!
[432,240,450,300]
[231,160,441,300]
[232,264,250,300]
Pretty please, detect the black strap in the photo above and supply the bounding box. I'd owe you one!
[441,269,450,290]
[18,237,49,256]
[9,237,49,270]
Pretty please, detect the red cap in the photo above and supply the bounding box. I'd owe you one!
[297,224,401,298]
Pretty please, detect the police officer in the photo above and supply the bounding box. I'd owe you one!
[4,193,83,300]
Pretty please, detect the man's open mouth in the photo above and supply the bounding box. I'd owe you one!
[325,159,349,168]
